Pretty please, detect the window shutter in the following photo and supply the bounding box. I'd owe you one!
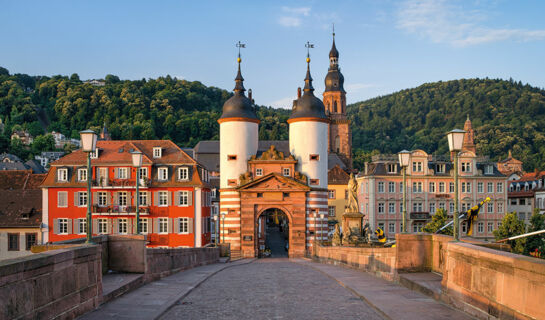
[129,218,134,234]
[168,218,173,233]
[106,192,111,206]
[107,219,113,234]
[93,219,98,235]
[113,219,118,234]
[153,218,159,233]
[67,219,73,234]
[188,191,193,206]
[188,218,193,233]
[175,192,180,206]
[114,192,119,205]
[188,166,193,180]
[53,219,59,234]
[168,192,172,206]
[175,218,180,234]
[114,168,119,179]
[92,192,98,205]
[153,192,158,206]
[74,192,79,206]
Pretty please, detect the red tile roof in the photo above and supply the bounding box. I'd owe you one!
[328,165,350,185]
[0,170,46,190]
[0,189,42,227]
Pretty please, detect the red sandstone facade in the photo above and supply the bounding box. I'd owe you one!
[41,140,211,247]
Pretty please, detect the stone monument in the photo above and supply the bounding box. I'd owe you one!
[342,173,365,244]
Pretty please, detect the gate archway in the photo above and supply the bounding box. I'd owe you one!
[256,207,291,258]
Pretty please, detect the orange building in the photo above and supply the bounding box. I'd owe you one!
[41,140,212,247]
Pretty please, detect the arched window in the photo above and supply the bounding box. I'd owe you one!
[335,136,340,153]
[334,101,338,113]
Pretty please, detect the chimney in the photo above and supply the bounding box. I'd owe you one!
[248,88,252,101]
[297,87,302,99]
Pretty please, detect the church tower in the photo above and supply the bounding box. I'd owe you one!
[462,115,476,153]
[323,31,352,168]
[218,51,259,189]
[288,46,329,190]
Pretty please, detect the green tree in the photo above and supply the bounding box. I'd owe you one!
[524,209,545,256]
[423,208,453,235]
[31,134,55,154]
[9,138,30,160]
[493,212,527,254]
[105,74,120,84]
[0,66,8,76]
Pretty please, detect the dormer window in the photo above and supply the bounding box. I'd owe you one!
[436,164,445,173]
[178,167,189,180]
[485,165,493,175]
[77,168,87,182]
[461,162,472,172]
[412,162,423,172]
[116,168,128,179]
[58,168,68,182]
[153,147,162,158]
[90,148,99,159]
[256,168,263,176]
[283,168,290,176]
[387,164,397,174]
[158,167,168,181]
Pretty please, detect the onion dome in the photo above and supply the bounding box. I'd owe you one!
[288,56,328,121]
[324,34,345,93]
[219,57,259,121]
[329,38,339,58]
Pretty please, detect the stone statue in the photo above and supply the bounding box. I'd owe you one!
[347,173,359,213]
[342,225,351,244]
[332,224,342,246]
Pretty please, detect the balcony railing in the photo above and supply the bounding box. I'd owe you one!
[92,178,150,188]
[410,212,431,220]
[92,205,150,215]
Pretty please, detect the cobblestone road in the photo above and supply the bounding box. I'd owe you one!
[161,258,384,320]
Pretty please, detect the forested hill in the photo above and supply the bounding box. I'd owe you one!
[348,78,545,171]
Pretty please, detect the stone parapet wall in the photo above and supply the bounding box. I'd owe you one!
[443,242,545,320]
[315,245,397,281]
[145,247,220,280]
[0,245,102,319]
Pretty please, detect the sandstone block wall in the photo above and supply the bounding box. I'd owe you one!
[0,245,102,319]
[145,247,220,280]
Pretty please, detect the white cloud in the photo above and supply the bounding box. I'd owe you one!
[397,0,545,46]
[282,6,311,16]
[278,16,302,28]
[278,6,311,28]
[269,96,295,109]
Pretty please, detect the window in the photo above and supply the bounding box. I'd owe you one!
[388,223,395,233]
[159,191,168,206]
[59,218,68,234]
[429,202,436,214]
[461,162,472,172]
[328,190,335,199]
[520,198,526,205]
[309,179,319,185]
[118,192,128,206]
[328,206,336,217]
[153,147,162,158]
[309,154,319,161]
[510,199,517,205]
[227,155,237,161]
[388,202,395,214]
[496,182,503,193]
[98,219,108,234]
[378,182,384,193]
[439,182,445,193]
[412,202,423,212]
[478,182,483,193]
[436,164,445,173]
[487,202,493,213]
[179,217,189,234]
[387,164,397,173]
[138,167,148,179]
[462,222,467,233]
[485,165,493,174]
[518,212,525,221]
[78,219,87,234]
[487,222,493,232]
[77,192,87,207]
[344,190,348,200]
[140,218,148,234]
[117,167,128,179]
[178,191,189,206]
[413,222,424,233]
[439,202,445,210]
[138,191,148,206]
[178,167,189,180]
[388,182,395,193]
[158,167,168,181]
[400,203,403,213]
[90,148,98,159]
[8,233,19,251]
[378,202,385,214]
[78,168,87,182]
[412,182,422,193]
[477,222,484,233]
[159,218,168,234]
[57,191,68,207]
[98,192,107,206]
[255,168,263,177]
[429,182,435,193]
[461,182,471,193]
[412,162,423,172]
[58,168,68,182]
[118,218,128,234]
[25,233,37,251]
[449,182,454,193]
[399,182,404,193]
[378,223,385,232]
[498,202,503,213]
[283,168,290,176]
[449,202,454,213]
[228,179,237,186]
[487,182,494,193]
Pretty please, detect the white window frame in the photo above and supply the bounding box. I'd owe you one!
[178,167,189,180]
[412,161,423,172]
[140,218,149,234]
[57,191,68,208]
[328,206,336,217]
[118,191,128,206]
[158,218,168,234]
[90,148,98,159]
[497,202,503,213]
[378,182,384,193]
[78,168,87,182]
[449,182,454,193]
[439,182,445,193]
[477,222,484,233]
[283,168,290,176]
[78,218,87,234]
[388,182,395,193]
[436,164,445,173]
[159,191,168,207]
[412,182,422,193]
[179,191,189,206]
[478,182,483,193]
[485,165,493,174]
[98,192,107,207]
[388,222,395,233]
[118,218,128,234]
[59,218,68,234]
[256,168,263,177]
[98,218,108,234]
[158,167,168,181]
[58,168,68,182]
[328,190,335,199]
[388,202,395,214]
[412,202,423,212]
[387,164,397,173]
[378,202,385,214]
[77,192,87,207]
[430,202,436,214]
[138,167,148,179]
[487,222,493,232]
[429,182,435,193]
[449,202,454,213]
[179,217,189,234]
[153,147,162,158]
[118,167,128,179]
[487,202,494,213]
[461,162,472,172]
[497,182,503,193]
[139,191,148,206]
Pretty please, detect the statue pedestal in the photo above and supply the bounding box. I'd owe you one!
[342,211,364,244]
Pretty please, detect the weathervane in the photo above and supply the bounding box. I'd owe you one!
[332,23,335,38]
[305,41,314,62]
[236,41,246,62]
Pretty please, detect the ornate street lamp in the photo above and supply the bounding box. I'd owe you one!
[447,129,466,241]
[320,213,325,245]
[213,215,218,246]
[398,150,411,233]
[80,129,97,244]
[131,150,143,234]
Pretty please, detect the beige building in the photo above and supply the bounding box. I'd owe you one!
[327,165,349,235]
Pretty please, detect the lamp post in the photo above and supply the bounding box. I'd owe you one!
[320,213,325,245]
[221,212,226,243]
[313,211,317,255]
[213,215,218,247]
[398,150,411,233]
[80,129,97,244]
[131,150,143,234]
[447,129,466,241]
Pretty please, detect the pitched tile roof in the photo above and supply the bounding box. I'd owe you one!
[0,170,46,190]
[328,165,350,185]
[0,189,42,227]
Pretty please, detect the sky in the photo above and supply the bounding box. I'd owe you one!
[1,0,545,109]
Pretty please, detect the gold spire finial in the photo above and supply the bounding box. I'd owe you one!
[305,41,314,63]
[236,41,246,63]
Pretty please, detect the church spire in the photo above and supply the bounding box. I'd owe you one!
[233,41,246,93]
[329,24,339,63]
[304,41,314,92]
[462,115,476,153]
